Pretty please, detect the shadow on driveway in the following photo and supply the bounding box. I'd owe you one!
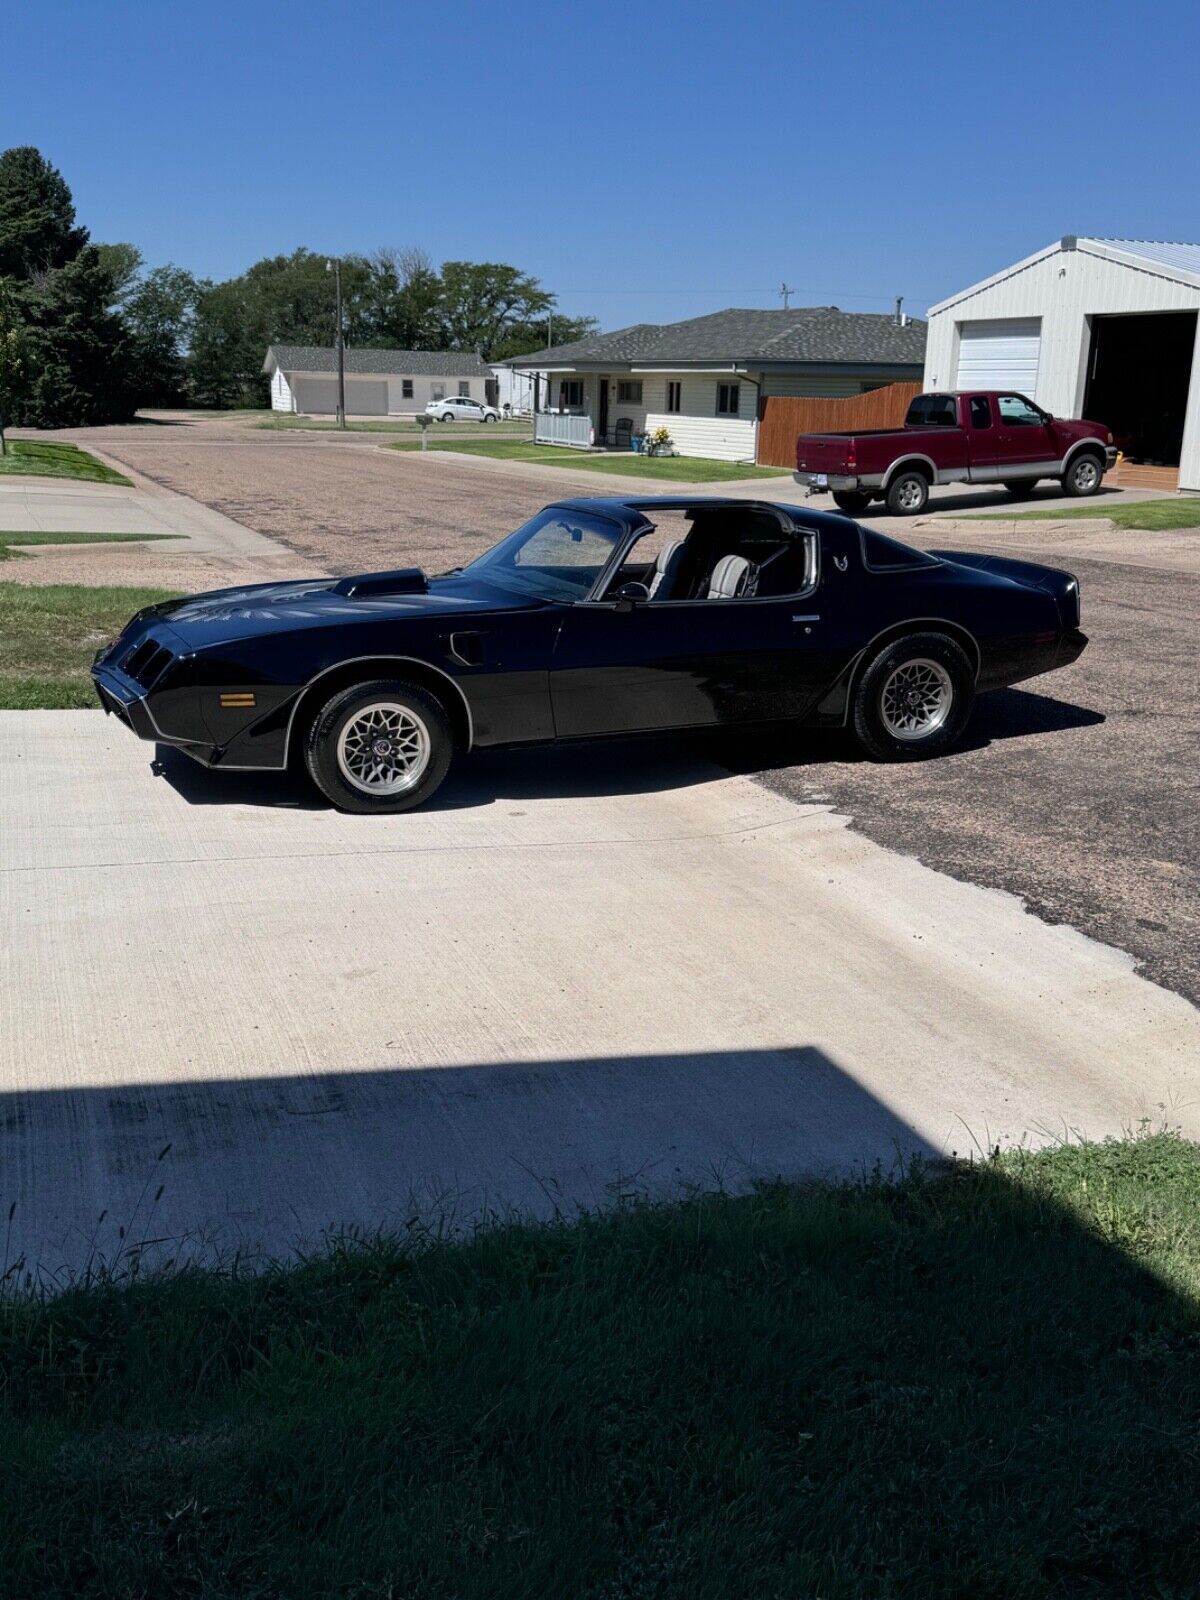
[151,687,1103,811]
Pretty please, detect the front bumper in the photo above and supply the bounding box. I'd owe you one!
[92,663,219,766]
[1105,445,1119,470]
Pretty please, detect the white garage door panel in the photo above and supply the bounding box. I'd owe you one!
[956,319,1042,393]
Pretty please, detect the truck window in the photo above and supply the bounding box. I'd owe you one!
[997,394,1045,427]
[969,396,992,428]
[905,394,958,428]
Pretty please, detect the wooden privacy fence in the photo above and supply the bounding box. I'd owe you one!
[756,382,923,467]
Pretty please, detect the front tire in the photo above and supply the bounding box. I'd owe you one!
[440,412,455,423]
[851,632,975,761]
[832,490,872,515]
[1062,451,1103,497]
[1002,480,1037,497]
[885,469,929,516]
[304,679,453,813]
[483,412,496,423]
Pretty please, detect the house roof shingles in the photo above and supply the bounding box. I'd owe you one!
[504,307,927,369]
[263,345,491,378]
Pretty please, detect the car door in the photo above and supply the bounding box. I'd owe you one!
[993,393,1058,478]
[550,572,831,737]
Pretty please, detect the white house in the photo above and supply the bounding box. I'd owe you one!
[262,345,495,416]
[500,307,927,463]
[924,237,1200,492]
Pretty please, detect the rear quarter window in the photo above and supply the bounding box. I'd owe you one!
[859,529,941,572]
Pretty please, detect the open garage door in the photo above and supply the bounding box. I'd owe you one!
[956,318,1042,393]
[1084,310,1196,468]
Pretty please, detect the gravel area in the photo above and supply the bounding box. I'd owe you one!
[29,415,1200,1004]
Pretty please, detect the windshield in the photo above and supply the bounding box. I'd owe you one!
[462,507,627,602]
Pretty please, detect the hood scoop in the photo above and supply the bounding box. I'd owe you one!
[331,567,429,599]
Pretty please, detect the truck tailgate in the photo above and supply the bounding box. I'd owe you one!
[795,434,855,474]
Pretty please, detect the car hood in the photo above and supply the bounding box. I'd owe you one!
[145,573,546,650]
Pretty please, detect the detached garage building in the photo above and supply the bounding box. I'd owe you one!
[262,345,494,417]
[924,237,1200,492]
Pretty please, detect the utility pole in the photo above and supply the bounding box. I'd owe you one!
[327,257,346,428]
[780,281,794,310]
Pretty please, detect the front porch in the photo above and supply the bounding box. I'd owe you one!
[532,372,642,451]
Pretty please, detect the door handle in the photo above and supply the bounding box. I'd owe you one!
[791,614,820,623]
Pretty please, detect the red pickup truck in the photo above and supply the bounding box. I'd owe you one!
[794,390,1116,516]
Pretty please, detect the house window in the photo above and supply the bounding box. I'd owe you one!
[666,381,682,414]
[458,381,470,397]
[616,379,643,404]
[431,384,445,403]
[559,379,584,409]
[401,379,414,399]
[716,382,740,417]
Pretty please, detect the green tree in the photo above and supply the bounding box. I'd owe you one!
[94,241,144,308]
[0,146,133,425]
[435,261,553,358]
[0,146,87,277]
[125,264,202,407]
[0,283,29,451]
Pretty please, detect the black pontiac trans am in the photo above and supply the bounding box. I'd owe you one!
[92,497,1087,813]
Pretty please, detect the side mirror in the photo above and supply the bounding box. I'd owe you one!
[614,581,650,613]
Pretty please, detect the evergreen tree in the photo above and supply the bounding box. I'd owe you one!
[0,146,133,425]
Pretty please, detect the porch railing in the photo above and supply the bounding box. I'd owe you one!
[534,412,593,448]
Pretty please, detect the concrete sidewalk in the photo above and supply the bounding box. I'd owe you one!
[2,712,1197,1279]
[0,473,320,588]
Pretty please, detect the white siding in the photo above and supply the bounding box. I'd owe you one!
[387,374,483,413]
[270,368,294,411]
[924,240,1200,490]
[281,371,485,416]
[592,373,758,462]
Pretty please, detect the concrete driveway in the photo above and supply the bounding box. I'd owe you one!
[3,712,1197,1280]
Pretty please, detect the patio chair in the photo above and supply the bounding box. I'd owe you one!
[607,417,633,450]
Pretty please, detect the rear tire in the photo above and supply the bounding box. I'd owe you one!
[304,678,453,813]
[832,490,872,515]
[884,470,929,516]
[1061,451,1103,497]
[851,632,975,762]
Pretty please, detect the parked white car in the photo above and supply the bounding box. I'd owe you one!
[425,396,500,423]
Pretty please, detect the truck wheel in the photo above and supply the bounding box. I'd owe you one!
[832,490,872,515]
[852,632,975,762]
[885,470,929,516]
[1062,452,1103,497]
[1002,480,1037,497]
[304,678,454,813]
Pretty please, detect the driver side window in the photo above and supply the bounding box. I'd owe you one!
[997,394,1045,426]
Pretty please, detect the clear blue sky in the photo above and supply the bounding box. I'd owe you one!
[4,0,1196,328]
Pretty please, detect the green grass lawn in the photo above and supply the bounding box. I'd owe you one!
[0,530,177,562]
[0,441,131,485]
[0,581,180,708]
[389,437,789,481]
[970,496,1200,530]
[3,1134,1200,1597]
[258,415,531,434]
